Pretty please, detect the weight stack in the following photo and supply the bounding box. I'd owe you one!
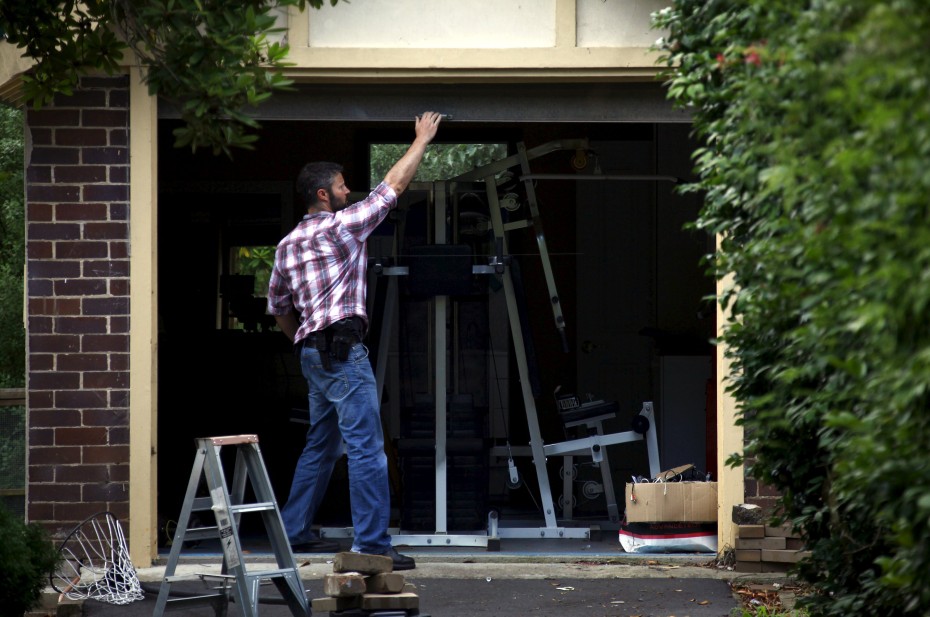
[397,394,488,531]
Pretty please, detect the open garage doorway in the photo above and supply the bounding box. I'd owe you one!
[153,84,713,548]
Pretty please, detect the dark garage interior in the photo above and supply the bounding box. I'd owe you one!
[153,84,714,546]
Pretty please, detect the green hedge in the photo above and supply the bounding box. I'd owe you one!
[0,504,60,615]
[654,1,930,614]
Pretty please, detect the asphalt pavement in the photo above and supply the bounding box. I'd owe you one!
[80,575,738,617]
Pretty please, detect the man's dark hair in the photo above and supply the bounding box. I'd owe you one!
[296,161,343,209]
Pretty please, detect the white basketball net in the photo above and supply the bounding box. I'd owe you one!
[51,511,144,605]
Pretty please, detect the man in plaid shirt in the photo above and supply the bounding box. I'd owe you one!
[267,112,442,570]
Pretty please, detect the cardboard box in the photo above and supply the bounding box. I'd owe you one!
[624,481,717,522]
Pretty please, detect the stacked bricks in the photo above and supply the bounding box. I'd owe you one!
[24,75,131,539]
[734,523,810,573]
[311,552,420,614]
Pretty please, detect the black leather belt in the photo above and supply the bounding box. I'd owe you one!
[294,316,363,366]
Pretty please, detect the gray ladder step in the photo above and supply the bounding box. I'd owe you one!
[179,526,219,541]
[229,501,276,514]
[163,574,232,583]
[243,568,302,580]
[165,593,226,604]
[187,498,276,514]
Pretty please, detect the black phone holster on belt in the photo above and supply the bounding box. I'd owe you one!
[300,316,363,371]
[328,317,363,363]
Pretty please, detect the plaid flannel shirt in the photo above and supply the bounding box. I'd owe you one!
[267,182,396,343]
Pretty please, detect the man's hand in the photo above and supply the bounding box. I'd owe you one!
[414,111,442,146]
[274,312,300,342]
[384,111,444,196]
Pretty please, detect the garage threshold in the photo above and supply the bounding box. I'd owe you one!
[155,535,716,567]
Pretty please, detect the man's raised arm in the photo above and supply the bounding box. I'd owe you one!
[383,111,442,197]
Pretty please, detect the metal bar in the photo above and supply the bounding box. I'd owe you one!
[594,423,621,523]
[450,139,589,182]
[518,142,568,351]
[389,533,489,548]
[562,455,574,520]
[498,527,590,540]
[642,402,662,478]
[503,220,531,232]
[380,265,505,276]
[543,431,643,457]
[486,175,559,530]
[375,275,398,406]
[374,209,402,407]
[433,181,448,535]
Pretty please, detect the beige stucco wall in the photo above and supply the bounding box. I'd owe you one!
[308,0,560,48]
[283,0,667,80]
[305,0,668,49]
[0,0,670,90]
[577,0,671,47]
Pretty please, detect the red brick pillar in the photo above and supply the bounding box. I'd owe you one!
[25,75,131,538]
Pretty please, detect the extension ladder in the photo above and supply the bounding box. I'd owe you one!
[153,435,310,617]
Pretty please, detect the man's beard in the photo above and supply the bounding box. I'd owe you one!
[327,189,348,212]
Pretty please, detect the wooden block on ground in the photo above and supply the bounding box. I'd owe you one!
[403,582,417,593]
[735,549,761,562]
[764,524,798,538]
[324,572,367,597]
[736,537,786,550]
[734,561,763,573]
[362,592,420,610]
[366,572,407,594]
[738,524,765,538]
[761,549,812,563]
[311,595,362,612]
[334,551,393,574]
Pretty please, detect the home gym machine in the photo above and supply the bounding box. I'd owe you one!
[323,139,665,548]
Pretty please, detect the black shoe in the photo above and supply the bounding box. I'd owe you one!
[290,538,340,553]
[379,546,416,571]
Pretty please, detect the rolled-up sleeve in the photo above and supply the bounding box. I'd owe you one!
[266,254,293,316]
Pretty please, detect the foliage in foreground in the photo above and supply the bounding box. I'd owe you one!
[654,1,930,615]
[0,504,60,615]
[0,0,341,156]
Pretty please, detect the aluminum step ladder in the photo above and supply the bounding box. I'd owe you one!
[153,434,310,617]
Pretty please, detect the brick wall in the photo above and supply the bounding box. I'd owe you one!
[25,75,131,540]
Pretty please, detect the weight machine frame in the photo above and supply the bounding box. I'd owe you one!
[321,139,665,548]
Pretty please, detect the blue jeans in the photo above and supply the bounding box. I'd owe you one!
[280,343,391,554]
